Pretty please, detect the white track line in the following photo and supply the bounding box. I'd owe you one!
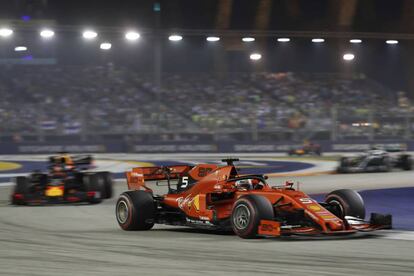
[382,231,414,241]
[0,182,13,187]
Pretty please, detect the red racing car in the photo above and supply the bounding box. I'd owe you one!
[116,159,391,238]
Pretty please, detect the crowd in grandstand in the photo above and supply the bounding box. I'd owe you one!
[0,64,411,141]
[0,65,186,137]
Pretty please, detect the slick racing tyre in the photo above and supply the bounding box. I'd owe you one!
[231,195,274,239]
[84,174,104,204]
[337,157,350,173]
[11,176,29,205]
[116,191,155,231]
[382,156,392,172]
[400,155,413,171]
[325,189,365,219]
[97,172,113,199]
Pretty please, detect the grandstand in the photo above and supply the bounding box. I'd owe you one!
[0,64,410,144]
[0,0,413,152]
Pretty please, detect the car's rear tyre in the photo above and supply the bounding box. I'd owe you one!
[116,191,155,231]
[230,195,274,239]
[337,157,348,173]
[383,157,392,172]
[103,172,113,198]
[96,172,113,199]
[400,155,412,171]
[84,174,104,204]
[336,166,345,173]
[325,189,365,219]
[11,176,29,205]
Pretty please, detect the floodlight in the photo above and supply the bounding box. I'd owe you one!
[0,28,13,37]
[206,36,220,42]
[343,53,355,61]
[125,31,140,41]
[350,39,362,44]
[386,40,399,45]
[15,46,27,52]
[250,53,262,61]
[100,42,111,50]
[40,29,55,38]
[169,35,183,41]
[277,38,290,42]
[312,38,325,43]
[242,37,255,42]
[83,30,98,39]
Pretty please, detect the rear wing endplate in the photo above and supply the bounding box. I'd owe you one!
[126,165,193,191]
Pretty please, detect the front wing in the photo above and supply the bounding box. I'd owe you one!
[257,213,392,237]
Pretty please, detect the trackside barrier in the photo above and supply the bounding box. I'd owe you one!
[0,140,413,154]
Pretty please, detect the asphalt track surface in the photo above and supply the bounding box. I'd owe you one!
[1,173,414,275]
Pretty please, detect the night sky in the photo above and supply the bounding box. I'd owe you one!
[0,0,410,32]
[0,0,413,91]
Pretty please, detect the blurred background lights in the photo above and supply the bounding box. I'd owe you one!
[125,31,140,41]
[14,46,27,52]
[21,15,31,21]
[168,35,183,41]
[312,38,325,43]
[206,36,220,42]
[386,40,399,44]
[277,38,290,42]
[242,37,255,42]
[350,39,362,44]
[83,30,98,39]
[250,53,262,60]
[100,42,111,50]
[343,53,355,61]
[0,28,13,37]
[40,29,55,38]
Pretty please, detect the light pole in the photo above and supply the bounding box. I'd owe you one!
[154,2,162,91]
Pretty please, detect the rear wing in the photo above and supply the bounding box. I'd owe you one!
[126,165,193,191]
[71,155,94,166]
[49,155,93,165]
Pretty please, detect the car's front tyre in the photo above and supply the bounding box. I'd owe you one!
[325,189,365,219]
[230,195,274,239]
[11,176,29,205]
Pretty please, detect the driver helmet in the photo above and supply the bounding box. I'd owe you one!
[235,179,253,190]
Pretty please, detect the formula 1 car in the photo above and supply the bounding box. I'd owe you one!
[288,143,322,156]
[11,153,113,205]
[116,159,391,238]
[337,149,412,173]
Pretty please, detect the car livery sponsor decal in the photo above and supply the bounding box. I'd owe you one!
[192,195,200,212]
[176,194,200,212]
[45,186,64,197]
[299,198,315,204]
[300,198,337,219]
[316,210,337,220]
[130,172,144,177]
[308,204,322,211]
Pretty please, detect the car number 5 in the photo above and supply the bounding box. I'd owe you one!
[181,176,189,188]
